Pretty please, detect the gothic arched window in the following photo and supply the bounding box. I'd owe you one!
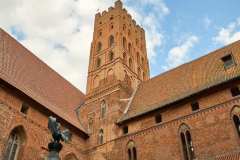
[109,35,114,47]
[109,51,114,61]
[128,43,132,54]
[97,42,102,52]
[127,141,137,160]
[100,100,107,119]
[123,52,127,63]
[123,37,127,49]
[5,126,26,160]
[231,106,240,136]
[99,129,104,145]
[179,124,195,160]
[129,58,133,70]
[136,52,140,64]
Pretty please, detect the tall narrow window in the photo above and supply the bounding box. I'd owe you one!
[128,43,132,54]
[123,52,127,63]
[96,57,101,68]
[129,58,133,70]
[127,141,137,160]
[109,51,114,61]
[100,100,107,119]
[5,126,25,160]
[123,37,127,49]
[99,129,104,145]
[231,106,240,137]
[87,115,94,134]
[179,124,195,160]
[136,52,140,64]
[137,67,141,77]
[109,35,114,47]
[97,42,102,52]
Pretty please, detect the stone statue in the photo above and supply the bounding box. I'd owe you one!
[47,116,72,160]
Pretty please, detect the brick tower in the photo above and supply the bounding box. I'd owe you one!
[79,0,150,158]
[86,0,150,94]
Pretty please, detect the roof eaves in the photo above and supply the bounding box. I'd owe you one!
[117,73,240,124]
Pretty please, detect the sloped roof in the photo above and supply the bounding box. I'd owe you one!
[119,40,240,123]
[0,28,87,135]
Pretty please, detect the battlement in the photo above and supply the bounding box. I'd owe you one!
[94,0,144,31]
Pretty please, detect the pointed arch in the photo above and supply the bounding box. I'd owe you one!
[109,35,114,47]
[100,100,107,119]
[231,105,240,137]
[64,153,78,160]
[123,37,127,49]
[127,140,137,160]
[4,125,26,160]
[97,42,102,52]
[179,123,195,160]
[99,129,104,145]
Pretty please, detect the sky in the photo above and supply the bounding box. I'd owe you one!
[0,0,240,93]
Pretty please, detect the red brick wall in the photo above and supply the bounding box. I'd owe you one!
[0,84,87,160]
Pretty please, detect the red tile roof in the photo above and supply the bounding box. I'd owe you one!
[0,28,87,134]
[118,40,240,123]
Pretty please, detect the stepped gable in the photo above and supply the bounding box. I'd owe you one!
[119,40,240,123]
[0,28,87,134]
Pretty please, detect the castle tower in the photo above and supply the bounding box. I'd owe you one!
[79,1,150,153]
[86,0,150,94]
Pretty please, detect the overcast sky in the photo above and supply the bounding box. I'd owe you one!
[0,0,240,93]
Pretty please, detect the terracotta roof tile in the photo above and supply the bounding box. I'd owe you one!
[119,40,240,123]
[0,28,87,134]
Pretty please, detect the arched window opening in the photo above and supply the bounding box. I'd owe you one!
[133,147,137,160]
[127,141,137,160]
[129,58,133,70]
[179,124,195,160]
[233,115,240,136]
[141,57,144,65]
[96,57,101,68]
[109,51,114,61]
[123,52,127,63]
[99,129,104,145]
[5,126,26,160]
[97,42,102,52]
[128,149,132,160]
[123,24,126,31]
[109,35,114,47]
[123,37,127,49]
[128,43,132,54]
[137,52,140,64]
[100,100,107,119]
[180,132,188,160]
[231,106,240,137]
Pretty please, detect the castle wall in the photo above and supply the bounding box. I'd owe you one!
[0,83,87,160]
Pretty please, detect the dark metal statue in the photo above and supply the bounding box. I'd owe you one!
[47,116,72,160]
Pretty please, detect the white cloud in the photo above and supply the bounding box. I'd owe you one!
[126,0,169,60]
[163,35,199,70]
[213,17,240,45]
[0,0,169,92]
[0,0,113,92]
